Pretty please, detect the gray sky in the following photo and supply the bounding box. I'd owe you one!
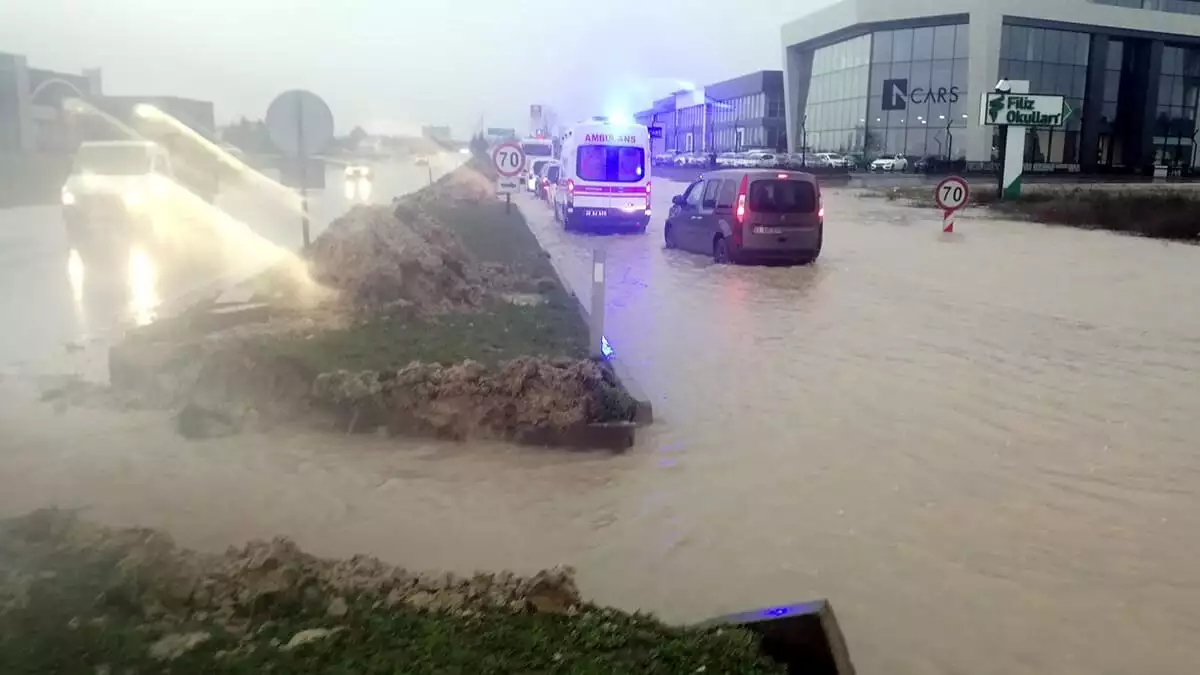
[2,0,829,136]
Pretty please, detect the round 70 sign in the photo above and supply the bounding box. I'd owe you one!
[934,176,969,234]
[492,142,526,178]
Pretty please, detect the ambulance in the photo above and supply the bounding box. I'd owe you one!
[552,117,651,232]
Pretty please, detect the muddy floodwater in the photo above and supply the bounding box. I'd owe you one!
[3,187,1200,675]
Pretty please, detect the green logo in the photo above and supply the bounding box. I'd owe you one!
[987,95,1006,123]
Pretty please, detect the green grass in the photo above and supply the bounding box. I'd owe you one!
[259,290,589,373]
[873,184,1200,241]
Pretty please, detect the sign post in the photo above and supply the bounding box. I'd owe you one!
[491,141,525,214]
[934,176,970,234]
[266,90,334,248]
[976,82,1074,201]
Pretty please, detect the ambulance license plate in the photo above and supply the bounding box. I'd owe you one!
[583,209,608,217]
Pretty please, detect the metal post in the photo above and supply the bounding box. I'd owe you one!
[428,163,434,186]
[946,120,954,162]
[505,194,511,214]
[996,125,1008,198]
[589,248,606,359]
[296,96,311,248]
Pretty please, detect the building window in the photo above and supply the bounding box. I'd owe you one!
[803,32,871,155]
[864,23,970,160]
[998,25,1090,168]
[1091,0,1200,15]
[1154,44,1200,168]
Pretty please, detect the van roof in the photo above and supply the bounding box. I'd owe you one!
[701,169,819,182]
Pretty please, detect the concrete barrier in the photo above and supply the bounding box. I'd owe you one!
[698,599,855,675]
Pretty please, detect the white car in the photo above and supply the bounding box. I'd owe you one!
[816,153,849,168]
[870,155,909,172]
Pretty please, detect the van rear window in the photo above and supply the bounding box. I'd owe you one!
[531,160,548,176]
[577,145,645,183]
[749,179,816,213]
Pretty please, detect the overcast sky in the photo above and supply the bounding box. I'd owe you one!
[2,0,832,136]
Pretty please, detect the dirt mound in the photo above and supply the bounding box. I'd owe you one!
[0,509,582,623]
[311,357,636,439]
[308,203,486,312]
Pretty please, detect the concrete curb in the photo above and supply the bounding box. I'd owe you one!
[512,198,655,427]
[697,599,855,675]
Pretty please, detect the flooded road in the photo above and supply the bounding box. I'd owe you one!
[1,178,1198,675]
[0,157,449,379]
[518,185,1200,675]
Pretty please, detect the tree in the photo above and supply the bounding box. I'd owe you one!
[219,117,274,154]
[469,132,489,158]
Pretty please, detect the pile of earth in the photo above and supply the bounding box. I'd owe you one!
[307,202,487,313]
[312,356,637,439]
[0,510,781,673]
[0,509,581,624]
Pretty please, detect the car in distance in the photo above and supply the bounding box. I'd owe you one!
[663,169,823,265]
[869,154,909,172]
[535,160,561,200]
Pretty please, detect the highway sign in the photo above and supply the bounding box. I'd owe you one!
[492,141,525,178]
[935,176,969,234]
[980,93,1067,127]
[496,176,520,195]
[934,176,970,211]
[265,90,334,157]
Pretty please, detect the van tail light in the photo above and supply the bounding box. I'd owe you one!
[733,174,749,246]
[566,179,575,195]
[645,180,652,209]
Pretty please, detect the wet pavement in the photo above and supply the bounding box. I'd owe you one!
[0,156,452,380]
[1,171,1199,675]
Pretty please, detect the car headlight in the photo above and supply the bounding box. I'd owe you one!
[61,187,76,206]
[123,190,145,209]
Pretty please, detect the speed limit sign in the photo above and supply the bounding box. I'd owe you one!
[934,176,969,233]
[492,141,526,178]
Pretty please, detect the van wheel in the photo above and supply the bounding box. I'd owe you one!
[664,224,677,249]
[563,211,576,232]
[553,203,562,223]
[713,236,731,263]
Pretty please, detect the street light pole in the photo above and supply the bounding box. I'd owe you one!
[802,114,808,168]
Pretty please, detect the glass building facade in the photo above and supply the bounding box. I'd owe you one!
[802,24,970,159]
[802,34,870,155]
[1092,0,1200,15]
[997,25,1090,168]
[1153,45,1200,167]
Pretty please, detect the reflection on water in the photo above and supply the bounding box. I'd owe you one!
[344,178,372,201]
[127,247,159,327]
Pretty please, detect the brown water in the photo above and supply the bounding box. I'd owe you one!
[3,187,1199,674]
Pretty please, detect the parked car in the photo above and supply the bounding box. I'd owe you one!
[816,153,849,168]
[526,158,553,192]
[673,152,709,168]
[747,152,786,169]
[912,155,939,173]
[535,160,561,200]
[653,150,681,167]
[870,154,909,172]
[716,152,740,167]
[663,169,823,265]
[784,153,830,170]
